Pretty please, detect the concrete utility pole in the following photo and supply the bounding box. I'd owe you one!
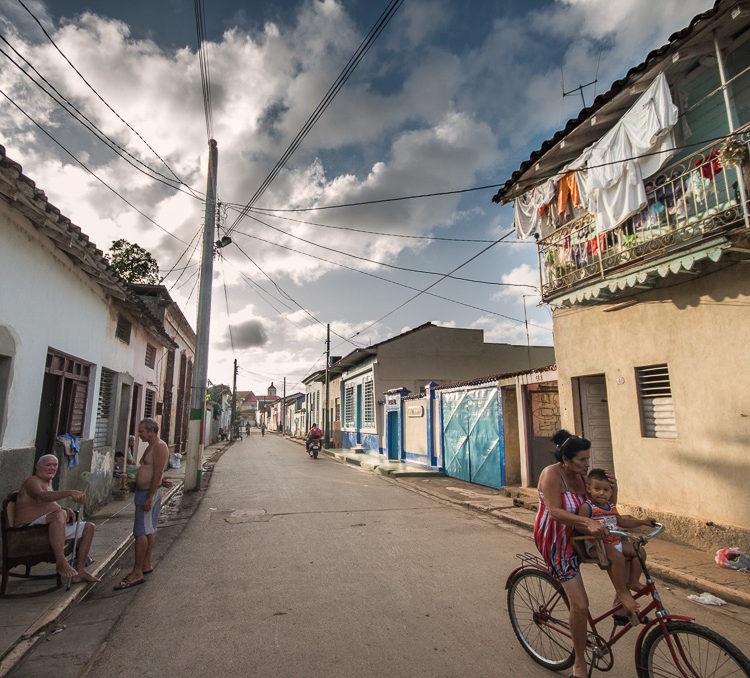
[232,358,237,439]
[282,377,286,435]
[185,138,218,491]
[324,323,330,449]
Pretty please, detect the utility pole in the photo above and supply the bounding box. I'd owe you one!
[324,323,330,449]
[282,377,286,435]
[185,138,218,491]
[232,358,238,440]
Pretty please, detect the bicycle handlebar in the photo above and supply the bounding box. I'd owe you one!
[608,521,664,543]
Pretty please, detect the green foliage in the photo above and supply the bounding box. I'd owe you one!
[106,239,161,284]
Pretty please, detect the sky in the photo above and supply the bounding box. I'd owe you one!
[0,0,714,395]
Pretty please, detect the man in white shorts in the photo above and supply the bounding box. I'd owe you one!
[14,454,100,583]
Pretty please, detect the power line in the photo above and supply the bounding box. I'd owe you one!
[230,227,550,331]
[0,86,190,245]
[232,241,363,348]
[237,205,522,243]
[194,0,214,140]
[15,0,202,199]
[227,0,404,235]
[161,225,203,281]
[0,34,199,198]
[234,210,535,288]
[219,253,235,354]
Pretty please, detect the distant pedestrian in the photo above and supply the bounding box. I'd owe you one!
[261,423,266,437]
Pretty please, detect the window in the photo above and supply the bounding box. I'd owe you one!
[344,385,354,425]
[145,343,156,368]
[43,351,91,439]
[635,364,676,438]
[144,389,156,418]
[363,378,374,426]
[94,368,115,447]
[335,397,340,422]
[115,314,131,344]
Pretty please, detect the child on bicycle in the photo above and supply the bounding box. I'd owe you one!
[577,468,655,624]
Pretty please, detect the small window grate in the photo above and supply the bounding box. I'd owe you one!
[636,364,677,439]
[145,343,156,368]
[344,385,354,426]
[144,389,155,418]
[115,314,131,344]
[363,379,374,426]
[94,368,115,447]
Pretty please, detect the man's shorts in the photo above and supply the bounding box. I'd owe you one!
[24,512,86,541]
[133,488,162,537]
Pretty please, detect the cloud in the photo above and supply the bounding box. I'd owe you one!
[231,319,268,349]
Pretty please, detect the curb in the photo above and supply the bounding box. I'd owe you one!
[0,481,184,678]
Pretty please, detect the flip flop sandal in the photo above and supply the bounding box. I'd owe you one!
[113,578,145,591]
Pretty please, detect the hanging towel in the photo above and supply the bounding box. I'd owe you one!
[56,433,80,467]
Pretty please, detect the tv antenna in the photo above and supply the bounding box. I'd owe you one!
[561,48,603,109]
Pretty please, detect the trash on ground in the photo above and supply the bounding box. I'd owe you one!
[715,547,750,572]
[687,592,727,606]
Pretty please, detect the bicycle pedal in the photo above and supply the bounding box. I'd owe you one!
[612,614,629,626]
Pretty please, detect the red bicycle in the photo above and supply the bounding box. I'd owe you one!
[506,523,750,677]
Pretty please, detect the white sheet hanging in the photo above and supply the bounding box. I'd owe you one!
[513,178,555,239]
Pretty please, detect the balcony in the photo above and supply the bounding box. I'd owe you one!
[537,136,749,303]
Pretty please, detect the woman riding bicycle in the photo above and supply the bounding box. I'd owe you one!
[534,429,609,678]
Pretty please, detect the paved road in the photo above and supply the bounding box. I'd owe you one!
[12,432,750,677]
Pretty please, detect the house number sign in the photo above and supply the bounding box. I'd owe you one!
[407,405,424,417]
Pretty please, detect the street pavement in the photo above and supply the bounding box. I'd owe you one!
[4,432,750,677]
[6,431,749,678]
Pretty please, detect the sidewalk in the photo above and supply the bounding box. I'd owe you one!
[321,445,750,609]
[0,450,196,676]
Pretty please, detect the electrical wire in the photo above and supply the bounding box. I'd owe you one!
[0,35,199,198]
[194,0,214,140]
[226,0,404,235]
[238,206,521,243]
[0,86,190,244]
[161,226,203,281]
[230,227,550,331]
[233,210,536,288]
[232,241,363,348]
[219,253,235,354]
[15,0,203,199]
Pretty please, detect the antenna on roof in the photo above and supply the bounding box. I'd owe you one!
[560,47,603,109]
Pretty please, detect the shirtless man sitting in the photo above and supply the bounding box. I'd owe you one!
[114,418,171,591]
[14,454,100,584]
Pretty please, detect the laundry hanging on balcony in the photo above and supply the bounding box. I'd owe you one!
[512,72,678,238]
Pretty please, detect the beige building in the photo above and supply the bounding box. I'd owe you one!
[494,0,750,547]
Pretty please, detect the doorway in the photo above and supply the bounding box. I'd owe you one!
[386,411,399,460]
[577,375,614,472]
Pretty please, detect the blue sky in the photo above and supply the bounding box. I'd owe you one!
[0,0,713,393]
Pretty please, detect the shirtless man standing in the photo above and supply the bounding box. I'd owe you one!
[15,454,100,584]
[114,418,171,591]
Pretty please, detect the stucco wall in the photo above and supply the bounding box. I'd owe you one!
[501,386,521,485]
[553,265,750,529]
[402,397,428,457]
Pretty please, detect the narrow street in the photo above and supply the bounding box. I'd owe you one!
[12,432,750,678]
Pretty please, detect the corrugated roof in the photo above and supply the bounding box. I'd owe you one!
[492,0,727,204]
[432,364,557,391]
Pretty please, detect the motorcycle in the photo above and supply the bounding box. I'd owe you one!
[308,439,321,459]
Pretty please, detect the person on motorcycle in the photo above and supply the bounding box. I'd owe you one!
[306,423,323,455]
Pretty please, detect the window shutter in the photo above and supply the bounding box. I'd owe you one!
[94,368,115,446]
[636,364,677,438]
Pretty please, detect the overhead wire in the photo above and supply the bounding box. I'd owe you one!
[161,225,203,282]
[0,86,190,245]
[229,227,550,331]
[232,209,536,288]
[232,241,363,348]
[0,34,200,198]
[226,0,404,235]
[194,0,214,140]
[15,0,203,199]
[218,252,235,354]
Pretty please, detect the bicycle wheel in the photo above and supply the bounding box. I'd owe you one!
[507,568,574,670]
[638,620,750,677]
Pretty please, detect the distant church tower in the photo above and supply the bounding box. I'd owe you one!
[268,382,277,397]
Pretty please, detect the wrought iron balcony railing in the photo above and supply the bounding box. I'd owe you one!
[537,136,748,301]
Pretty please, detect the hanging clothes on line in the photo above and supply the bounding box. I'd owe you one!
[513,178,556,239]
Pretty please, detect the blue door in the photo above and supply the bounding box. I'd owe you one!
[440,387,504,488]
[387,411,399,460]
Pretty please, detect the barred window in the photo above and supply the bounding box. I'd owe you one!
[363,379,374,426]
[335,397,340,422]
[636,364,677,439]
[344,385,354,425]
[94,368,115,447]
[145,343,156,368]
[144,389,156,418]
[115,314,131,344]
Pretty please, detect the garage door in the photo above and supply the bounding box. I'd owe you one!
[440,386,504,488]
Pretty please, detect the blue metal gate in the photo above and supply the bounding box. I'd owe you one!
[440,386,504,488]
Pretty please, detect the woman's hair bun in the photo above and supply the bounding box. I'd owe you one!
[551,429,572,447]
